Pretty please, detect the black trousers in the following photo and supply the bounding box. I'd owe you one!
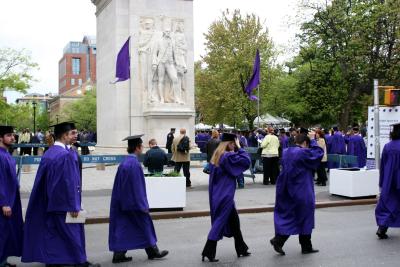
[167,148,174,166]
[174,161,191,186]
[262,157,280,184]
[273,234,312,250]
[202,209,248,258]
[316,162,328,184]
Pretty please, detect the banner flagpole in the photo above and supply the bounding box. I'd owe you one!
[257,85,260,128]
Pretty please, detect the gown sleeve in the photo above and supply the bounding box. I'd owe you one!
[300,143,324,171]
[46,153,81,212]
[118,162,149,213]
[0,158,9,207]
[220,149,251,177]
[379,145,387,188]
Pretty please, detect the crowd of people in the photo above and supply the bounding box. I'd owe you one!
[193,124,368,187]
[8,128,97,156]
[1,121,399,266]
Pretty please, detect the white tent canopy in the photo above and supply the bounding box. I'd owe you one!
[195,123,213,130]
[253,114,291,126]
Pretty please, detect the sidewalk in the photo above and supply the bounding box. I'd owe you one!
[19,165,376,221]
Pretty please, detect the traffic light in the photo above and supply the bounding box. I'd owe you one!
[384,89,400,106]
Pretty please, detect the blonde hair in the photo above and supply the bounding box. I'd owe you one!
[211,129,219,139]
[210,141,233,167]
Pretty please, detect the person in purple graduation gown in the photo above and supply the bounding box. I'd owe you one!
[279,129,289,150]
[201,133,251,262]
[0,126,23,267]
[329,126,346,168]
[22,122,99,267]
[108,135,168,264]
[375,123,400,239]
[346,127,367,168]
[270,134,324,256]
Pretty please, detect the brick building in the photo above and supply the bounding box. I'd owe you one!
[58,35,96,94]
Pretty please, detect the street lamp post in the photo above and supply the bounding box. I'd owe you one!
[32,101,37,133]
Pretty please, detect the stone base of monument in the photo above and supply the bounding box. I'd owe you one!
[145,176,186,210]
[329,169,379,198]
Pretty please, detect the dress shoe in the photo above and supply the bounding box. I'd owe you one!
[237,251,251,257]
[201,255,219,262]
[145,246,168,260]
[112,252,132,264]
[270,239,285,256]
[302,248,319,254]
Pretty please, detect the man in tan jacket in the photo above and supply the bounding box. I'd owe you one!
[172,128,192,187]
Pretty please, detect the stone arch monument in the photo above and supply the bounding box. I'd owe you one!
[91,0,195,149]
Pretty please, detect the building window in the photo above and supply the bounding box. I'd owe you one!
[71,78,75,86]
[72,58,80,75]
[78,78,82,85]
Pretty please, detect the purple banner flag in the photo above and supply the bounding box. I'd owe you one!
[115,37,130,82]
[244,49,260,101]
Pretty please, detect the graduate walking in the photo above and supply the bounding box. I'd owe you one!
[0,126,23,267]
[375,123,400,239]
[201,133,251,262]
[22,122,99,267]
[270,134,324,255]
[346,127,367,168]
[108,135,168,264]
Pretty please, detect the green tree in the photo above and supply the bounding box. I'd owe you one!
[0,48,38,96]
[62,89,97,131]
[196,9,276,129]
[292,0,400,127]
[0,104,35,130]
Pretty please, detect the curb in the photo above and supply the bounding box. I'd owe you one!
[85,198,377,225]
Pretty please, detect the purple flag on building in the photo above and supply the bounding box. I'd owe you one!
[115,37,130,82]
[244,49,260,101]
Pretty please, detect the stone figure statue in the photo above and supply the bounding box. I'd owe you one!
[138,18,156,101]
[138,16,188,105]
[174,20,187,101]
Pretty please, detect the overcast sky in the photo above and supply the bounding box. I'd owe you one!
[0,0,302,103]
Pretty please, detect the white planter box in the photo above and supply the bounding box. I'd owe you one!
[329,169,379,197]
[145,176,186,209]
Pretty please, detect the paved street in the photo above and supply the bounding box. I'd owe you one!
[10,205,400,267]
[18,165,353,218]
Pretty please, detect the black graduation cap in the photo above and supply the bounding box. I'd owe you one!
[0,125,14,136]
[299,127,309,135]
[279,128,286,133]
[50,122,75,137]
[123,134,144,147]
[391,122,400,133]
[332,125,339,131]
[352,127,359,132]
[221,133,237,142]
[171,128,176,131]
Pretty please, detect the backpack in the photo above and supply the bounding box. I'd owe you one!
[177,136,190,153]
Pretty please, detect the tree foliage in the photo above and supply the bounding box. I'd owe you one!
[62,89,97,131]
[0,103,49,131]
[0,48,38,95]
[196,9,276,129]
[290,0,400,127]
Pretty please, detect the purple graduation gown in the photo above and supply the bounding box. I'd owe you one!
[274,143,324,235]
[22,145,86,265]
[108,154,157,252]
[207,149,251,241]
[329,132,346,168]
[347,134,367,167]
[375,140,400,227]
[279,135,289,150]
[0,147,23,262]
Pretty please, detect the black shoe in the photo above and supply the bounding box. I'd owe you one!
[270,239,285,256]
[76,262,101,267]
[237,251,251,257]
[302,248,319,254]
[146,246,169,260]
[201,255,219,262]
[112,252,132,264]
[376,229,389,239]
